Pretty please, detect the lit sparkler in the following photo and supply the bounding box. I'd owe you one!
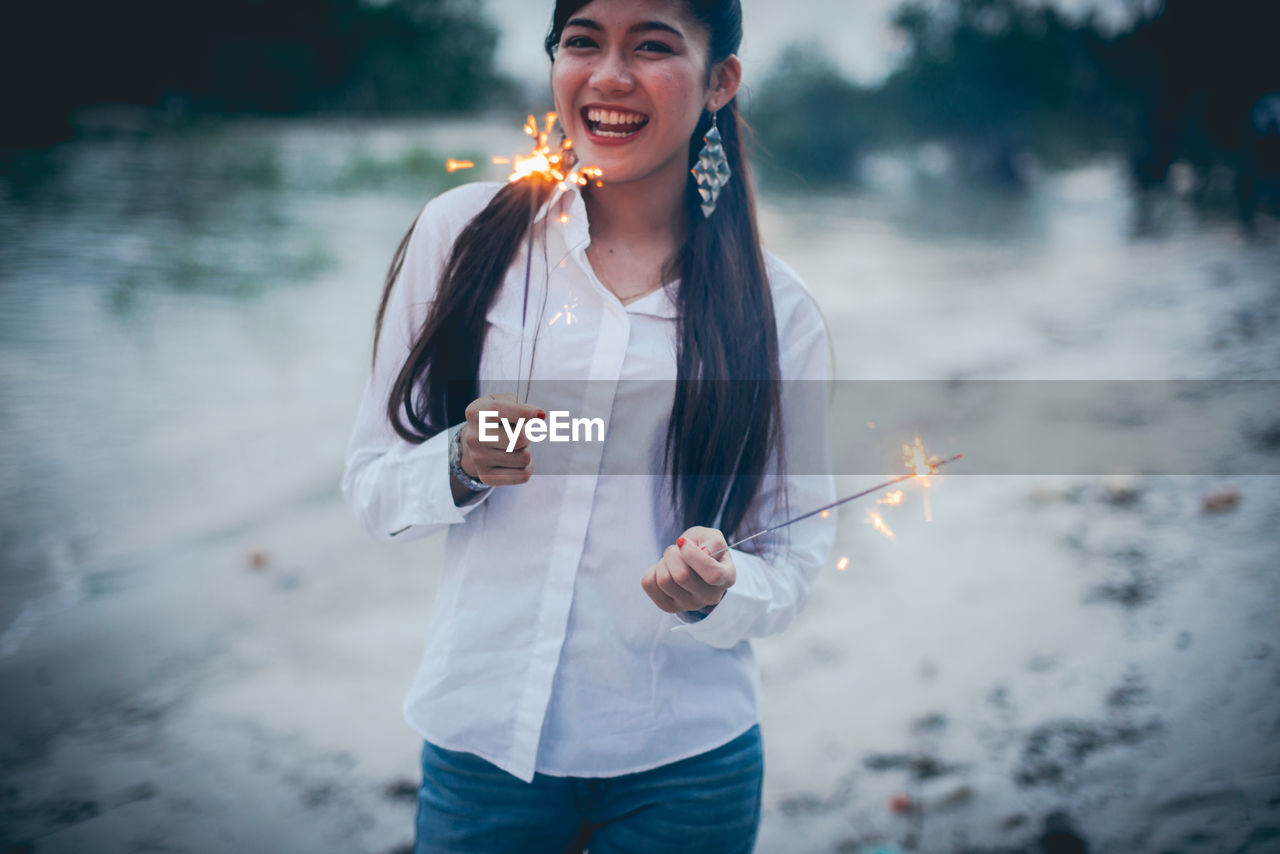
[446,112,603,400]
[450,113,601,191]
[708,451,963,560]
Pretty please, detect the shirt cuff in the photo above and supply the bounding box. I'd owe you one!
[668,548,771,649]
[389,424,492,536]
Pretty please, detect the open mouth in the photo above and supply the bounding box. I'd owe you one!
[581,107,650,139]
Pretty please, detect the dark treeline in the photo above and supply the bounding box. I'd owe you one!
[749,0,1280,223]
[2,0,510,148]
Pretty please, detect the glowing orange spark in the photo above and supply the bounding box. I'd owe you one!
[903,435,940,479]
[559,213,571,224]
[820,510,830,519]
[511,115,599,186]
[548,297,580,327]
[866,510,896,540]
[836,556,849,571]
[902,435,940,521]
[446,159,474,172]
[877,490,904,505]
[450,114,602,192]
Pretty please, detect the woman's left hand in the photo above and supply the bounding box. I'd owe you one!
[641,526,736,613]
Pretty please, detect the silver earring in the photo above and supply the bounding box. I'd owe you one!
[692,108,731,218]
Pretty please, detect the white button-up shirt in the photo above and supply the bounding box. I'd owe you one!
[342,181,834,782]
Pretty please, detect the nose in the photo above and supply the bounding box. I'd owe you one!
[589,48,635,95]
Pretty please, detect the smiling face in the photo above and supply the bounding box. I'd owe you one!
[551,0,734,188]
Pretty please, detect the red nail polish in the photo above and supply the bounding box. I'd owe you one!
[676,537,686,548]
[536,410,546,420]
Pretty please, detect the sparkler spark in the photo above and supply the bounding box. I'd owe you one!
[866,510,896,540]
[903,435,941,480]
[548,296,580,327]
[877,490,904,505]
[451,113,602,190]
[903,435,940,521]
[504,113,602,188]
[836,556,849,571]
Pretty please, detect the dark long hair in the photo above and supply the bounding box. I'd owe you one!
[373,0,782,542]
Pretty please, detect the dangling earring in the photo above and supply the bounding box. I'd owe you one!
[692,107,731,218]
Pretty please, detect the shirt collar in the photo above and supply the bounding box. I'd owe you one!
[534,182,678,320]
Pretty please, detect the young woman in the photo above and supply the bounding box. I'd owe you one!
[342,1,834,851]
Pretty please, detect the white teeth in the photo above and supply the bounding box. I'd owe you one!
[586,108,646,125]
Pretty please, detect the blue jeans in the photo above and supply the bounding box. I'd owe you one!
[414,725,764,854]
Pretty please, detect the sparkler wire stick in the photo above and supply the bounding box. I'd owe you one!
[709,453,964,559]
[517,188,537,403]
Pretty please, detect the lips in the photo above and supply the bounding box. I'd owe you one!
[581,106,650,139]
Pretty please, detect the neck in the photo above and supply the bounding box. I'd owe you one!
[582,160,687,252]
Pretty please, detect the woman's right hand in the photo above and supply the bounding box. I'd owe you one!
[458,392,544,487]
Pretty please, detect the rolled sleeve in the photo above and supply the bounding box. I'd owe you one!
[343,421,491,541]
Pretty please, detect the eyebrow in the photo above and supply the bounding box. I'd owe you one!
[564,17,686,41]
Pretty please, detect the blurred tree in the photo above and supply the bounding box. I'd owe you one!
[1108,0,1280,223]
[750,0,1119,187]
[1,0,511,148]
[878,0,1117,184]
[747,44,885,184]
[749,0,1279,220]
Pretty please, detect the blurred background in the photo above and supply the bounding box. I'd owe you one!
[1,1,1278,852]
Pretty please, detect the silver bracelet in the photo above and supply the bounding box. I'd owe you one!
[449,427,490,493]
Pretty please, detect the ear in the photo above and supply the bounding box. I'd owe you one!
[707,54,742,112]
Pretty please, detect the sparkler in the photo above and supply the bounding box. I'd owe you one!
[448,112,601,189]
[708,452,964,559]
[446,113,603,400]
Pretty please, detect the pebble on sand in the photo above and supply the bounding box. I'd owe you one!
[1201,486,1241,514]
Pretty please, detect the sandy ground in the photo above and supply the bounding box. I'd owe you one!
[2,138,1279,853]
